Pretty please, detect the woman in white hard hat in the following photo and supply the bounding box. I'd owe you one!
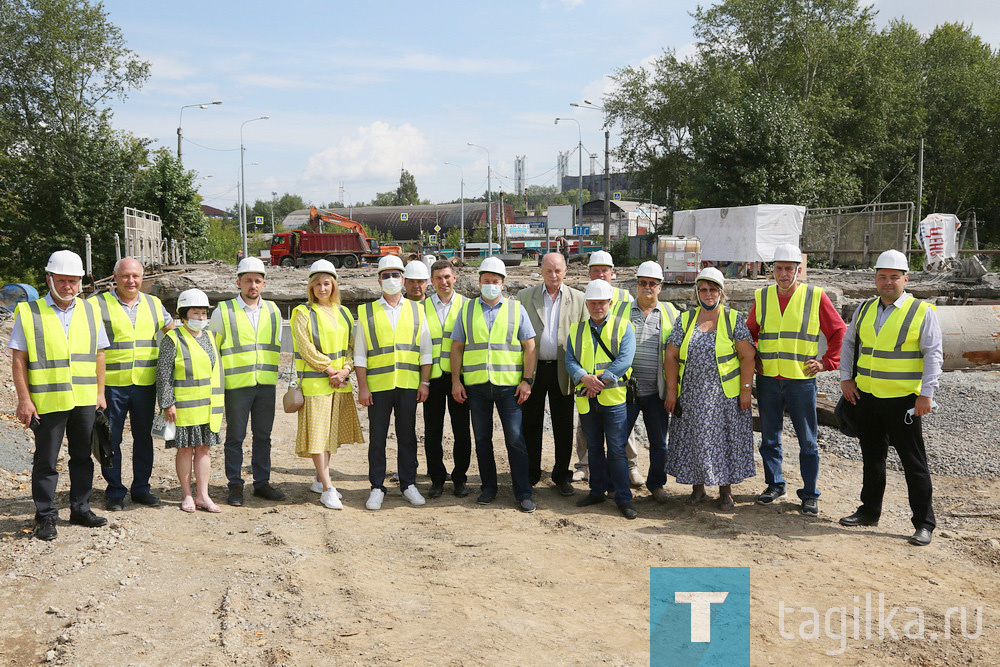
[663,268,757,509]
[156,289,225,513]
[291,260,362,510]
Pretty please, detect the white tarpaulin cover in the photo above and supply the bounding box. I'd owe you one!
[672,204,805,262]
[917,213,961,269]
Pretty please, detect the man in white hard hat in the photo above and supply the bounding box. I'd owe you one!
[623,261,680,503]
[403,260,430,301]
[422,259,472,498]
[567,279,638,519]
[355,254,433,510]
[517,252,586,495]
[574,250,643,485]
[839,249,942,546]
[747,244,846,516]
[450,256,538,513]
[210,256,285,506]
[89,257,174,512]
[8,250,110,540]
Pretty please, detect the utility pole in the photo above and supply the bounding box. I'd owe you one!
[603,131,611,249]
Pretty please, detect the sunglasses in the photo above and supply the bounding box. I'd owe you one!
[637,279,660,288]
[380,272,402,279]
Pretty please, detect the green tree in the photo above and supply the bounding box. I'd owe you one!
[134,148,206,244]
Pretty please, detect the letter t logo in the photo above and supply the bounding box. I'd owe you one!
[675,592,729,642]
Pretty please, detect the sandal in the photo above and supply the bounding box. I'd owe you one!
[685,490,707,506]
[180,498,196,513]
[719,495,736,511]
[195,500,222,513]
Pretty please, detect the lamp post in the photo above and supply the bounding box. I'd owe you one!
[555,117,583,253]
[572,100,612,249]
[467,142,493,257]
[239,116,269,257]
[177,100,222,163]
[444,161,466,263]
[270,191,277,234]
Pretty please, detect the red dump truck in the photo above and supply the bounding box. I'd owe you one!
[270,229,392,268]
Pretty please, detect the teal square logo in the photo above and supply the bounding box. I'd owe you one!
[650,567,751,666]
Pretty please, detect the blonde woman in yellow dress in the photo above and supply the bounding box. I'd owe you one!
[291,260,363,510]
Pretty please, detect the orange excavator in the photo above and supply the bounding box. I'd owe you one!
[269,207,402,268]
[308,207,402,252]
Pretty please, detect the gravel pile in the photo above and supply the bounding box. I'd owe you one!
[814,370,1000,480]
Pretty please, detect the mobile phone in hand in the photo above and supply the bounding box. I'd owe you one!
[29,415,41,432]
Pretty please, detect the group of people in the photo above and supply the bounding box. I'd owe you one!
[9,244,942,547]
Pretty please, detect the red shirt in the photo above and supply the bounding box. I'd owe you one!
[747,286,847,375]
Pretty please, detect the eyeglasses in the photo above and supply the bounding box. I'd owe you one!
[380,272,402,279]
[698,286,722,294]
[637,279,660,288]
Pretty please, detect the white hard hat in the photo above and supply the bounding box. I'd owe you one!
[584,279,613,301]
[403,260,430,280]
[177,288,210,310]
[588,250,614,268]
[308,259,338,279]
[874,249,909,272]
[45,250,85,277]
[772,244,802,263]
[696,267,725,289]
[377,255,405,274]
[636,261,664,281]
[237,256,268,276]
[478,256,507,278]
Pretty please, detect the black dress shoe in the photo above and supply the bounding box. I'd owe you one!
[909,528,932,546]
[476,489,497,505]
[252,484,286,501]
[453,482,470,498]
[105,499,125,512]
[617,502,638,520]
[35,516,57,541]
[576,493,606,508]
[227,488,244,506]
[69,510,108,528]
[556,481,575,497]
[519,498,536,513]
[839,511,879,527]
[131,492,160,507]
[427,484,444,499]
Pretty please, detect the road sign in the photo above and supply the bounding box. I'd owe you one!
[459,239,466,247]
[254,216,264,226]
[613,192,622,201]
[573,225,590,236]
[434,224,441,232]
[428,235,438,243]
[400,212,409,221]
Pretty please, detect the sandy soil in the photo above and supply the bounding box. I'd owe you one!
[1,361,998,666]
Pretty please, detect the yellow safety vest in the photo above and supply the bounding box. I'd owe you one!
[359,299,424,392]
[855,296,932,398]
[291,303,353,397]
[678,306,742,399]
[425,294,467,378]
[167,327,224,431]
[568,315,631,414]
[216,299,281,389]
[755,283,823,379]
[16,298,99,414]
[91,291,164,386]
[610,287,633,319]
[460,298,524,386]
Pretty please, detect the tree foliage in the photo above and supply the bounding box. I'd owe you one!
[366,169,429,206]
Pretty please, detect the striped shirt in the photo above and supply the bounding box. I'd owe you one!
[629,304,662,397]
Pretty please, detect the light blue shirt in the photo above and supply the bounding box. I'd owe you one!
[565,315,635,384]
[449,296,536,343]
[7,294,110,351]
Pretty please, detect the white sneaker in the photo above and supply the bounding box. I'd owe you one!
[365,488,385,511]
[402,485,426,506]
[320,489,343,510]
[311,480,342,498]
[629,468,645,488]
[572,468,588,482]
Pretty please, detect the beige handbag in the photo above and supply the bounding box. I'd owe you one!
[283,371,304,413]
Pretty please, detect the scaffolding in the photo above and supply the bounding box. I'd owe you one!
[802,202,914,267]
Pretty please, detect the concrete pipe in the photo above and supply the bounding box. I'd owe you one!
[937,305,1000,370]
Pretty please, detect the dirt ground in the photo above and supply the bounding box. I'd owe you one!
[1,362,998,665]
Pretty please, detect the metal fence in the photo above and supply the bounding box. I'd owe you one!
[123,207,163,267]
[802,202,914,266]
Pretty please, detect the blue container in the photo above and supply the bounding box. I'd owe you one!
[0,283,40,311]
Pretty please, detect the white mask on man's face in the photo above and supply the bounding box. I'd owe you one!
[381,277,403,295]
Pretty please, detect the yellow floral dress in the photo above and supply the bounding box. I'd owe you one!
[292,304,364,456]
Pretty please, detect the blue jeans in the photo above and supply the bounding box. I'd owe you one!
[625,393,670,491]
[757,375,819,500]
[467,383,532,501]
[102,384,156,501]
[580,399,631,505]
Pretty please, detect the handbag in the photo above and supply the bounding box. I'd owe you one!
[283,371,305,413]
[590,326,637,404]
[835,299,875,438]
[91,408,114,468]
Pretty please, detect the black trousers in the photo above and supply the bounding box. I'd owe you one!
[368,388,418,492]
[522,360,576,485]
[422,373,472,486]
[33,405,97,521]
[223,384,277,490]
[855,391,935,531]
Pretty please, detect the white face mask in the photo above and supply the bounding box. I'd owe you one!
[381,277,403,295]
[480,283,502,300]
[185,318,210,332]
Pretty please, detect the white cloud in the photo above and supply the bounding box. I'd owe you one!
[303,121,435,186]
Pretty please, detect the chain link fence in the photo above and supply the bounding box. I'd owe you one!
[802,202,914,266]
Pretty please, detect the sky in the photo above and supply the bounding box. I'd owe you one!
[100,0,1000,213]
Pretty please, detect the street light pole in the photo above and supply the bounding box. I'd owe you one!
[239,116,269,258]
[270,191,277,234]
[467,142,492,257]
[444,161,466,263]
[572,100,612,249]
[555,117,583,253]
[177,100,222,163]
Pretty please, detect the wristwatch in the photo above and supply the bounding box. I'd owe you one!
[742,383,752,389]
[523,377,535,387]
[420,381,431,387]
